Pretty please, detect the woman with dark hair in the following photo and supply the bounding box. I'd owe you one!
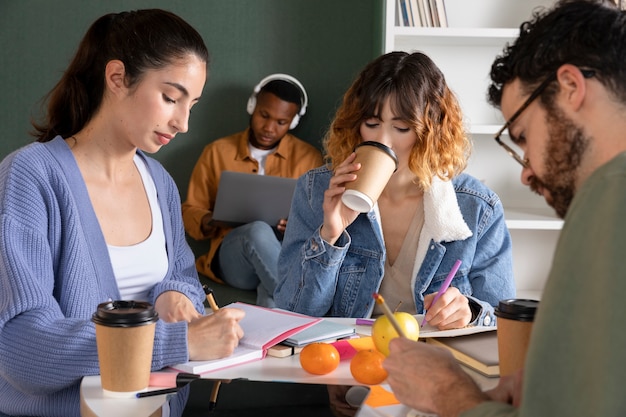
[0,9,243,416]
[275,51,515,329]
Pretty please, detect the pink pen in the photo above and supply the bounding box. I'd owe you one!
[422,259,462,327]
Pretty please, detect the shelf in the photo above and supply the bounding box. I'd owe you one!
[504,207,563,230]
[391,26,518,43]
[468,124,502,136]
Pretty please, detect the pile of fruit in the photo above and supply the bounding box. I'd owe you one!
[299,312,420,385]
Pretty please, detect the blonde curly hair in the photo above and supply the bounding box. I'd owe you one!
[323,51,471,191]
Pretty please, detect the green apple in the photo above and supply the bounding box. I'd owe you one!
[372,312,420,356]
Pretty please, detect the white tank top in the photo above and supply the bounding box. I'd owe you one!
[108,155,168,301]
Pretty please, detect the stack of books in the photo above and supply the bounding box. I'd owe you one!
[397,0,448,27]
[426,331,499,377]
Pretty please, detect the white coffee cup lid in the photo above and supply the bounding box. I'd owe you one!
[342,189,374,213]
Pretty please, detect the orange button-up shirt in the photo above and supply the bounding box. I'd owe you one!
[182,128,323,282]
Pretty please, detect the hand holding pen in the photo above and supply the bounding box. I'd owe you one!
[138,288,231,398]
[421,259,460,327]
[186,287,244,361]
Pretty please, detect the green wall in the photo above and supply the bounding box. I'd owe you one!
[0,0,383,197]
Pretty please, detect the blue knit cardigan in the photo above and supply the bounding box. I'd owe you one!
[0,136,204,416]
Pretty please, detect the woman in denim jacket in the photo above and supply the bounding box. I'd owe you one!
[274,52,515,328]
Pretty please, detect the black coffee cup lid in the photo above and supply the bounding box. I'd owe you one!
[355,141,399,172]
[495,298,539,322]
[92,300,159,327]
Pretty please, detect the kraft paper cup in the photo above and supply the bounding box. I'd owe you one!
[92,300,159,397]
[342,141,399,212]
[495,299,539,377]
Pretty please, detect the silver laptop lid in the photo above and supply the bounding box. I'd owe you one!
[212,171,297,227]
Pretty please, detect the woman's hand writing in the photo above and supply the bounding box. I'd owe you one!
[423,287,472,330]
[187,307,245,361]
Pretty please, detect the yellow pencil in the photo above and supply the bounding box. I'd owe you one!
[202,284,222,408]
[202,284,220,313]
[373,293,407,338]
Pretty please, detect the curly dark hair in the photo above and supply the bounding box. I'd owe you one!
[488,0,626,108]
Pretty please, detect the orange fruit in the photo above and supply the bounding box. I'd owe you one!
[299,342,340,375]
[349,349,388,385]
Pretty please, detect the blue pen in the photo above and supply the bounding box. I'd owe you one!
[422,259,462,327]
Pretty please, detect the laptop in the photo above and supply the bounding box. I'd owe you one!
[211,171,298,227]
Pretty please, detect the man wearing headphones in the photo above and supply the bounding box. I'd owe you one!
[182,74,323,307]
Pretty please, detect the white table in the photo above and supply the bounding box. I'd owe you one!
[81,319,499,416]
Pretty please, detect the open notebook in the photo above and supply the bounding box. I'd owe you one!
[212,171,297,227]
[171,303,320,374]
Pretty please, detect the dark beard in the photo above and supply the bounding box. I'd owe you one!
[528,105,590,219]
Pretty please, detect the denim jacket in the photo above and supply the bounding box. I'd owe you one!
[274,166,515,326]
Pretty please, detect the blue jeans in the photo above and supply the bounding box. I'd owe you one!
[217,221,281,307]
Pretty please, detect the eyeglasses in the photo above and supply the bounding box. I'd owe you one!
[494,69,596,167]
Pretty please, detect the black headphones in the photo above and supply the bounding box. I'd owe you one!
[246,73,308,130]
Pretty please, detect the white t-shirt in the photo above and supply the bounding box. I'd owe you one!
[248,144,275,175]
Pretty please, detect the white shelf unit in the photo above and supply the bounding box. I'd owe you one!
[385,0,558,295]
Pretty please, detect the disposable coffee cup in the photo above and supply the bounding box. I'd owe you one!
[494,298,539,377]
[342,141,399,212]
[92,300,159,397]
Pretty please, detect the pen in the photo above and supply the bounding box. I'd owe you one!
[202,284,220,313]
[202,284,221,408]
[372,293,407,338]
[422,259,462,327]
[355,318,375,326]
[136,387,179,398]
[137,372,201,399]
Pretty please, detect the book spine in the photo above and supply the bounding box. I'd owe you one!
[435,0,447,27]
[266,344,304,358]
[399,0,410,26]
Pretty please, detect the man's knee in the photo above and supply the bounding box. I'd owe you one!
[240,221,277,242]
